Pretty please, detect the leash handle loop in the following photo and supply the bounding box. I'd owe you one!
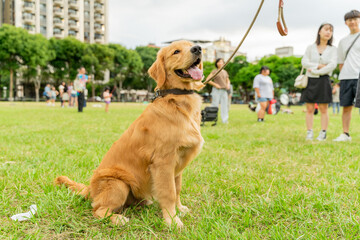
[277,0,288,36]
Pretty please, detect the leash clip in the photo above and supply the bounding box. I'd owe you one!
[151,89,161,102]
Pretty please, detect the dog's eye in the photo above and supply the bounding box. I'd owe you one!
[173,50,180,55]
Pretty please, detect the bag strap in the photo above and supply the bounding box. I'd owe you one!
[300,66,306,75]
[345,33,360,60]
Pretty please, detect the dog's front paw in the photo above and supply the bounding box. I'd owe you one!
[164,216,184,228]
[177,205,190,214]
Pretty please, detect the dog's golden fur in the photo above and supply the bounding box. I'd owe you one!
[55,40,204,227]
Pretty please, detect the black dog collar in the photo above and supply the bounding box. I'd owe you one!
[152,89,194,102]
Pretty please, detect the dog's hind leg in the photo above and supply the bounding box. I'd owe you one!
[91,179,130,226]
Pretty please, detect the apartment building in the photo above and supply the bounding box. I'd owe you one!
[0,0,108,44]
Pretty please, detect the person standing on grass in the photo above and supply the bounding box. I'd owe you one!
[332,83,340,115]
[103,87,112,113]
[58,82,68,108]
[300,23,337,141]
[50,86,59,106]
[253,66,274,122]
[74,67,88,113]
[205,58,231,124]
[334,10,360,142]
[44,83,51,106]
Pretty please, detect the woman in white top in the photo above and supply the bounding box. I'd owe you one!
[301,23,337,141]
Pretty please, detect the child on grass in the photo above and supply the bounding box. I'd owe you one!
[103,87,112,113]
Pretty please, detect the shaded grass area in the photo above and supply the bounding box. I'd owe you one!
[0,102,360,239]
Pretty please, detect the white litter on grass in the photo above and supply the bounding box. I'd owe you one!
[10,205,37,222]
[92,104,103,108]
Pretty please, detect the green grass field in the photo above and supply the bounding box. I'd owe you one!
[1,102,360,239]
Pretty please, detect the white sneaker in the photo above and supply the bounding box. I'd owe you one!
[333,133,352,142]
[316,131,326,141]
[306,130,313,141]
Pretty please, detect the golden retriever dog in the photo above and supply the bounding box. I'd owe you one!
[55,40,205,228]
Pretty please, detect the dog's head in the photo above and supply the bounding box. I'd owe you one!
[148,40,204,91]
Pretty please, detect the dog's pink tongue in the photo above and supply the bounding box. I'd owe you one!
[187,66,203,80]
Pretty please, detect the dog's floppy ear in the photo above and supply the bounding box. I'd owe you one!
[148,52,166,89]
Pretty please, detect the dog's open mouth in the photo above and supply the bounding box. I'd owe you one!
[174,58,203,81]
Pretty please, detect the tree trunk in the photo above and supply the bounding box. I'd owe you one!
[9,68,14,101]
[35,86,40,102]
[34,67,42,102]
[34,79,41,102]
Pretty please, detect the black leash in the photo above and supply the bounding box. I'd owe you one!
[151,89,194,102]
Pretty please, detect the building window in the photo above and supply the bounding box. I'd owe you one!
[23,24,34,31]
[69,30,77,36]
[84,11,90,17]
[95,33,102,39]
[24,2,34,7]
[23,12,33,19]
[94,13,102,19]
[68,9,77,15]
[54,28,62,34]
[84,32,90,41]
[40,26,46,35]
[40,15,46,21]
[69,19,77,26]
[40,3,46,12]
[54,17,62,23]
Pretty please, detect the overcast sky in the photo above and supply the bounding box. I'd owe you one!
[108,0,359,61]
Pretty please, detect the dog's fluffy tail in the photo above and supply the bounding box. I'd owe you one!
[55,176,90,199]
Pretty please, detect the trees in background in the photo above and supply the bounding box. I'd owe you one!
[22,33,54,102]
[109,44,143,101]
[0,25,29,101]
[135,46,158,92]
[0,25,324,103]
[82,43,114,99]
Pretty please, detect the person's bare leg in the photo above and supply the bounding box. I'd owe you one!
[306,103,315,130]
[257,102,268,119]
[342,106,353,133]
[318,104,329,131]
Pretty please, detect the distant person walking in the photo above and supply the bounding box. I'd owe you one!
[332,83,340,115]
[301,23,337,141]
[253,66,274,122]
[334,10,360,142]
[74,67,88,113]
[205,58,230,124]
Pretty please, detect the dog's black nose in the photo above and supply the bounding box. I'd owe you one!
[190,45,202,55]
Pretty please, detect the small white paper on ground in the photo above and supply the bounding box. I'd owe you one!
[10,205,37,222]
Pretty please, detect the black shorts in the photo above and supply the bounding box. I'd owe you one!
[340,79,358,107]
